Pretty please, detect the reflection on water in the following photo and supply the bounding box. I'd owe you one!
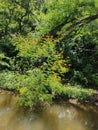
[0,92,98,130]
[43,104,98,130]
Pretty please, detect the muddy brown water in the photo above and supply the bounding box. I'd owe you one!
[0,92,98,130]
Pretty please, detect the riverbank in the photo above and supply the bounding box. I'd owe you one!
[0,88,16,95]
[0,87,98,111]
[69,99,98,114]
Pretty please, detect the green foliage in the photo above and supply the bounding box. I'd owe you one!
[0,0,43,36]
[11,34,69,75]
[0,71,96,107]
[91,73,98,86]
[0,36,17,57]
[0,53,11,70]
[36,0,97,36]
[0,70,63,107]
[62,85,96,102]
[65,25,98,86]
[0,0,98,108]
[0,71,20,89]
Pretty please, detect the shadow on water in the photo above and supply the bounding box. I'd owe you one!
[0,92,98,130]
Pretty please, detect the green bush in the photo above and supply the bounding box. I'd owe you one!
[92,73,98,86]
[11,34,69,75]
[0,70,63,108]
[62,85,96,102]
[0,53,11,70]
[0,71,96,108]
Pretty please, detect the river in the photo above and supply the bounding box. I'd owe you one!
[0,91,98,130]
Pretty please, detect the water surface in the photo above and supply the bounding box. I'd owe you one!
[0,91,98,130]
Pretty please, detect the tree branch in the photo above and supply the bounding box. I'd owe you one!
[66,13,98,31]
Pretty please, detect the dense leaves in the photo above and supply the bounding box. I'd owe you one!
[0,0,98,108]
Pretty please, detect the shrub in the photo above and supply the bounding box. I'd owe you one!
[0,53,11,70]
[0,69,63,108]
[62,85,96,102]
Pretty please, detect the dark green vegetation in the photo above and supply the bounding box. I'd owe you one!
[0,0,98,108]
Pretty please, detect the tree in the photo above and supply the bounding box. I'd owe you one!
[0,0,43,37]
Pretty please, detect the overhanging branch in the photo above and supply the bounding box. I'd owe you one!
[66,13,98,31]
